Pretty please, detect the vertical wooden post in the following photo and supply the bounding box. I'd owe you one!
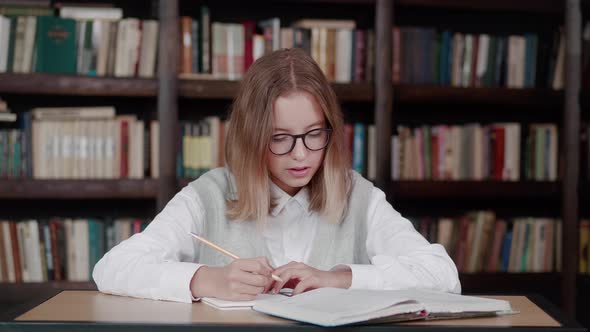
[562,0,581,318]
[375,0,393,191]
[157,0,179,211]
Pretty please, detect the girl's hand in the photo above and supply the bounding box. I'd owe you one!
[190,257,274,301]
[270,261,352,296]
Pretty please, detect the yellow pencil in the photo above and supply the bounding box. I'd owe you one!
[188,232,283,283]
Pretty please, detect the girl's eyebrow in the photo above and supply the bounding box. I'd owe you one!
[274,121,324,132]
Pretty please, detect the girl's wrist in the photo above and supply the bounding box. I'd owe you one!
[330,270,352,289]
[190,266,219,298]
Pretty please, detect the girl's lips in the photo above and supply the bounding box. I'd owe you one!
[288,167,310,177]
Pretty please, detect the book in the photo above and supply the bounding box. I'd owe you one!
[252,288,515,327]
[201,293,288,310]
[34,16,77,74]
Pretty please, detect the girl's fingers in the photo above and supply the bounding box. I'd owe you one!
[273,261,304,276]
[231,282,265,296]
[255,256,275,271]
[237,270,271,287]
[272,268,309,293]
[234,259,272,276]
[292,276,320,295]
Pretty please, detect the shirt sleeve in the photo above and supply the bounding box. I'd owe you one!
[338,187,461,294]
[92,185,206,303]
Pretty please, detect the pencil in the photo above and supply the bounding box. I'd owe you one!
[188,232,283,283]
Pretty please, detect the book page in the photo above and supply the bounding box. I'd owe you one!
[392,289,513,314]
[253,288,424,326]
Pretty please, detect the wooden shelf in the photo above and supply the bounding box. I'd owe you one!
[460,272,560,293]
[578,275,590,285]
[0,73,158,97]
[0,179,158,199]
[179,79,373,101]
[0,282,96,309]
[395,0,562,13]
[0,281,96,291]
[388,181,561,199]
[177,178,193,189]
[394,85,563,107]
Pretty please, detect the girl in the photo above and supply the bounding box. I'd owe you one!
[93,48,460,303]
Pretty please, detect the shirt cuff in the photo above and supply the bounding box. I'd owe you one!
[160,262,202,303]
[337,264,383,290]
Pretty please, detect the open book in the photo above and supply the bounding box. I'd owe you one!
[252,288,516,327]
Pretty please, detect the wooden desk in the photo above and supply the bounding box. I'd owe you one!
[0,290,585,332]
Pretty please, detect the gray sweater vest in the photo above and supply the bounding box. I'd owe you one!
[190,168,373,270]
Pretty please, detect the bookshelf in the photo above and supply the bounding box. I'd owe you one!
[387,181,561,199]
[0,0,585,325]
[394,85,563,107]
[178,79,374,101]
[0,73,158,97]
[0,179,158,199]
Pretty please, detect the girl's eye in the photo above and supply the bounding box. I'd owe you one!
[272,135,290,142]
[307,130,323,137]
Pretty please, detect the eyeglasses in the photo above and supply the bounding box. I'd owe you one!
[269,128,332,155]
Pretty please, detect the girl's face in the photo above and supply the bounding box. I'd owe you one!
[266,91,327,196]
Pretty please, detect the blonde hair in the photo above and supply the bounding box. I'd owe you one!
[225,48,351,225]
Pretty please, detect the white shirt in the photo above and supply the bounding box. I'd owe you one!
[93,182,461,303]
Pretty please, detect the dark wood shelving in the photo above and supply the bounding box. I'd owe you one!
[388,181,560,199]
[460,272,561,294]
[179,79,373,101]
[0,281,96,291]
[0,179,158,199]
[395,85,563,107]
[0,282,96,311]
[177,178,193,189]
[395,0,563,13]
[0,73,158,97]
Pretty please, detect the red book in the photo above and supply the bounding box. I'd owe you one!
[431,129,439,180]
[179,17,193,74]
[132,220,142,234]
[49,219,62,281]
[9,222,22,283]
[453,216,471,273]
[121,119,129,178]
[485,219,507,272]
[243,21,255,71]
[392,27,401,84]
[492,125,505,180]
[354,30,366,83]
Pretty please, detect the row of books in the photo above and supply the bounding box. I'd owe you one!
[0,218,146,283]
[0,106,160,179]
[176,119,378,181]
[411,212,562,273]
[177,118,226,179]
[180,10,374,83]
[0,14,158,77]
[393,28,565,90]
[391,123,558,181]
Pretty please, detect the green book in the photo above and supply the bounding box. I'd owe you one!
[34,16,77,74]
[6,16,16,72]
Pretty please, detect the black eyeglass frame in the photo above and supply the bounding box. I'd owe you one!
[269,128,333,156]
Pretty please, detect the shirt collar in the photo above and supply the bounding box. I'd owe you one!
[269,180,310,217]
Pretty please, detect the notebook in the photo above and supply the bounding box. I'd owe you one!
[201,289,293,310]
[252,288,516,327]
